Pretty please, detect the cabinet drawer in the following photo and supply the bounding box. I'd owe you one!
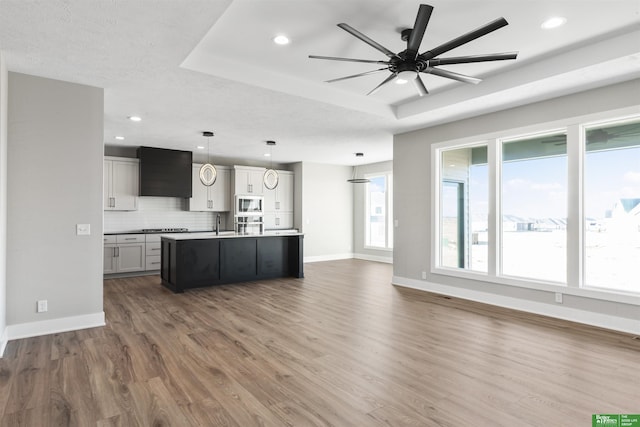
[103,235,117,244]
[145,234,161,243]
[116,234,145,243]
[146,255,161,270]
[146,242,161,255]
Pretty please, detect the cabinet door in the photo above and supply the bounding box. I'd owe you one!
[189,164,211,211]
[264,186,277,212]
[104,244,117,274]
[211,168,231,211]
[116,243,145,272]
[111,160,138,211]
[277,172,294,211]
[263,213,277,230]
[234,169,251,194]
[104,160,113,210]
[275,212,294,229]
[250,170,265,195]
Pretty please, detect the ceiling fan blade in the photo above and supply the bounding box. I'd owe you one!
[406,4,434,60]
[309,55,389,65]
[424,67,481,84]
[367,73,398,96]
[413,74,428,96]
[428,52,518,66]
[420,17,509,60]
[338,23,401,59]
[326,68,389,83]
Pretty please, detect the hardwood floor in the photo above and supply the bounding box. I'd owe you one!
[0,259,638,426]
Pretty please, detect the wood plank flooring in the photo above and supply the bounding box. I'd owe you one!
[0,259,638,426]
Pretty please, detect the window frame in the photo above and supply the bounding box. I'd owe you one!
[364,171,393,251]
[430,107,640,306]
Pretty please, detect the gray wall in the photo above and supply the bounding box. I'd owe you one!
[7,73,104,329]
[0,53,7,352]
[297,162,353,261]
[393,79,640,332]
[353,160,393,262]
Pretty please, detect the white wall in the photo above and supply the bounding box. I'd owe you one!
[393,79,640,334]
[297,162,353,262]
[6,72,105,339]
[353,160,393,263]
[0,53,8,355]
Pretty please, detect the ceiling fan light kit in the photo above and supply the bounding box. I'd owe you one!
[310,3,518,97]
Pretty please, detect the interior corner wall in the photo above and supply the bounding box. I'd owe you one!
[299,162,353,262]
[353,160,393,263]
[393,79,640,334]
[0,53,8,355]
[6,72,105,338]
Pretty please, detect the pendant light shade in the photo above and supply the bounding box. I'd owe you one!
[263,140,279,190]
[347,152,370,183]
[199,131,217,186]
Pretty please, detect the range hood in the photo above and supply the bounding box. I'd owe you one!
[137,146,192,198]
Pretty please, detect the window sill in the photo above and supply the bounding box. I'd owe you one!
[430,266,640,306]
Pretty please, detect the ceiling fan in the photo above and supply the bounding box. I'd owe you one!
[309,4,518,96]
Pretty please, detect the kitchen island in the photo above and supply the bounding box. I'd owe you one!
[160,232,303,293]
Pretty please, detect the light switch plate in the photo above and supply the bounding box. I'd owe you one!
[76,224,91,235]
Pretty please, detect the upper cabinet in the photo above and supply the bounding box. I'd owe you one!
[104,157,138,211]
[189,164,231,212]
[233,166,265,195]
[264,171,293,212]
[264,170,294,229]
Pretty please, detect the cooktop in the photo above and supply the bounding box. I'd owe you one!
[141,228,189,233]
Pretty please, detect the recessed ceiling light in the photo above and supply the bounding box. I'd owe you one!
[128,115,142,122]
[114,136,125,140]
[541,16,566,29]
[264,153,271,157]
[197,145,205,150]
[273,35,290,45]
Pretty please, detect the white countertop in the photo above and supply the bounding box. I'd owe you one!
[161,230,303,240]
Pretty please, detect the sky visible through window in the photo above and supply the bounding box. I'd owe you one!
[467,148,640,220]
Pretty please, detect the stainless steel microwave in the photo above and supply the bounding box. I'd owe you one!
[235,195,264,216]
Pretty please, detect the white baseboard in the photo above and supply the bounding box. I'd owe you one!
[392,276,640,335]
[0,327,8,358]
[353,253,393,264]
[6,311,106,341]
[304,253,353,263]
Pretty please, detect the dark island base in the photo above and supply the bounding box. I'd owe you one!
[161,235,304,293]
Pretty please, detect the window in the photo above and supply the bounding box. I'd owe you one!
[584,120,640,293]
[440,146,488,271]
[366,173,393,249]
[434,113,640,297]
[501,133,567,283]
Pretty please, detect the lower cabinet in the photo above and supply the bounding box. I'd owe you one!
[103,234,146,274]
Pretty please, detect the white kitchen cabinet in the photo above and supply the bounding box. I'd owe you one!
[103,234,145,274]
[264,212,293,230]
[189,164,231,211]
[264,170,294,230]
[233,166,265,195]
[264,171,293,212]
[104,157,138,211]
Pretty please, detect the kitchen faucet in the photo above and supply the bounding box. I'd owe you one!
[215,213,221,235]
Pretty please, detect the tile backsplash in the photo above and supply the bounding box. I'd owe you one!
[104,197,226,232]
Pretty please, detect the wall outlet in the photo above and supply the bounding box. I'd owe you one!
[37,300,48,313]
[421,271,427,280]
[555,292,563,304]
[76,223,91,235]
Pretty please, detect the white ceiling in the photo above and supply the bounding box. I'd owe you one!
[1,1,639,166]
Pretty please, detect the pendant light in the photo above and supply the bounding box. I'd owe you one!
[199,131,217,186]
[347,152,370,183]
[263,140,279,190]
